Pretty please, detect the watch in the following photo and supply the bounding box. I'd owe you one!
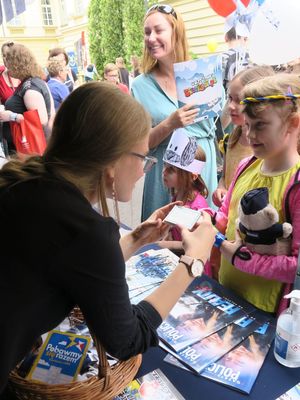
[9,112,18,122]
[179,255,204,277]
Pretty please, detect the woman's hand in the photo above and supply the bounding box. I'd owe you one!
[167,103,200,131]
[220,229,243,261]
[181,211,216,261]
[0,110,24,123]
[131,201,182,246]
[120,202,182,261]
[0,110,12,122]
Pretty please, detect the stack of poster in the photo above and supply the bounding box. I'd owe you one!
[158,276,275,394]
[126,249,179,305]
[174,55,223,123]
[200,320,275,393]
[157,279,254,352]
[114,369,185,400]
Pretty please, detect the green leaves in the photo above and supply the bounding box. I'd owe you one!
[88,0,155,76]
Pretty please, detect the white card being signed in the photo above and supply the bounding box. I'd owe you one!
[164,206,202,230]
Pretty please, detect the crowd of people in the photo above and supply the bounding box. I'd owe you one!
[1,2,300,397]
[0,42,138,158]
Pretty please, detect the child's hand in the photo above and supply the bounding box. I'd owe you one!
[220,229,243,261]
[212,187,227,207]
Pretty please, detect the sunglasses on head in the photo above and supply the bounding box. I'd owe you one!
[146,4,177,19]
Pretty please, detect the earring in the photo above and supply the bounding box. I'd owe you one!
[112,181,120,225]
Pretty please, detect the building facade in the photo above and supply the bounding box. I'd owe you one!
[165,0,225,57]
[0,0,90,73]
[0,0,226,73]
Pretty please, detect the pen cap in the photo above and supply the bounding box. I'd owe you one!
[284,290,300,313]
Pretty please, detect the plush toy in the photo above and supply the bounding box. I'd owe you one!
[236,187,293,255]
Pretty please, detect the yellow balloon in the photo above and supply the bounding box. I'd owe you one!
[207,40,218,53]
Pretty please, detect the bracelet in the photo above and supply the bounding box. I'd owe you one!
[214,232,226,248]
[9,112,18,122]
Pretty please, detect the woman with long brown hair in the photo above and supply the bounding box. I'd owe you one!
[132,4,218,220]
[0,82,215,395]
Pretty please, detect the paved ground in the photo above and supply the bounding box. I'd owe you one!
[107,176,144,228]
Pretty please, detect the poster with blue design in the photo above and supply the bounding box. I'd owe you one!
[174,55,223,122]
[27,330,90,384]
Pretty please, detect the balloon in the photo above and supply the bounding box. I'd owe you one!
[207,0,251,18]
[249,0,300,65]
[207,40,218,53]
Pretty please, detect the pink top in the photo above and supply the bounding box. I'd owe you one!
[214,156,300,314]
[171,192,208,241]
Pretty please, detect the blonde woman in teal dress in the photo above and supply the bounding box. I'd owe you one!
[132,4,218,220]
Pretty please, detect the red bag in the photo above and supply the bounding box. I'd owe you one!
[10,109,47,155]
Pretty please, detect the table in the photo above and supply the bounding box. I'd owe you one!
[138,344,300,400]
[135,243,300,400]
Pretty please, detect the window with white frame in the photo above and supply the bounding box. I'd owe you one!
[41,0,53,26]
[74,0,84,16]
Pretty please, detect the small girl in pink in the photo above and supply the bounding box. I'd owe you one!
[162,150,208,242]
[159,130,209,254]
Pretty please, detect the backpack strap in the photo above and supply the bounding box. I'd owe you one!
[283,168,300,290]
[234,156,257,185]
[284,168,300,224]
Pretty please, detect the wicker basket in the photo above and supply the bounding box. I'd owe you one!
[9,310,142,400]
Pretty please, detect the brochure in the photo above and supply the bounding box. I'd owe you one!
[157,276,255,352]
[129,283,159,301]
[200,320,276,393]
[167,313,261,374]
[27,330,90,384]
[174,55,223,123]
[130,283,160,305]
[276,382,300,400]
[114,368,185,399]
[126,249,179,291]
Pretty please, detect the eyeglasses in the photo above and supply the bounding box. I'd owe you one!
[130,152,157,173]
[146,4,177,19]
